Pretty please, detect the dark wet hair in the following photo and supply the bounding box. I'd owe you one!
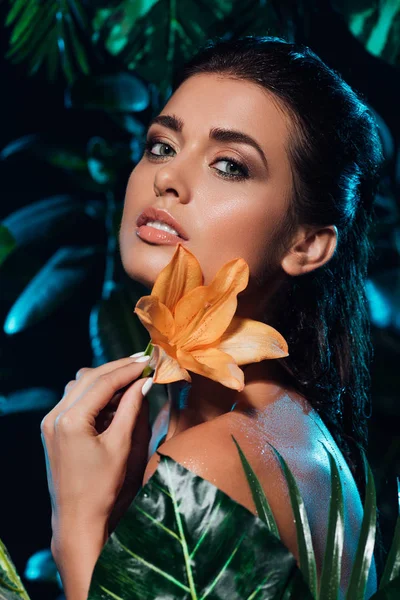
[172,36,383,512]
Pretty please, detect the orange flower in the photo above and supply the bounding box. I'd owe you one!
[134,243,289,391]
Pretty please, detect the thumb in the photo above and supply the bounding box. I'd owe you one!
[106,376,153,448]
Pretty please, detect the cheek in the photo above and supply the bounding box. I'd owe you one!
[122,167,143,218]
[198,202,280,285]
[120,167,149,243]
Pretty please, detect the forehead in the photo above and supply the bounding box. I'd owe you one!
[162,73,293,173]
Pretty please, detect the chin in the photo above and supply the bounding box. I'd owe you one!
[122,260,154,291]
[119,245,173,292]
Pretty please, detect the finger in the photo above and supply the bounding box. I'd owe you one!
[66,358,152,425]
[51,356,152,420]
[105,377,153,449]
[75,367,91,379]
[40,433,57,513]
[61,367,91,396]
[63,380,77,396]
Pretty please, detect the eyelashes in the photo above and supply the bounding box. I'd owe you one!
[143,136,250,181]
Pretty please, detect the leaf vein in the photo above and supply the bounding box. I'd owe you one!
[118,541,190,592]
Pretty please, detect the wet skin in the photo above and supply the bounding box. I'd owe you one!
[119,73,376,598]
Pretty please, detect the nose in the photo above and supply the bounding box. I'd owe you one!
[153,163,190,204]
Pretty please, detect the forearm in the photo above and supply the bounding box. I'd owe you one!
[51,520,109,600]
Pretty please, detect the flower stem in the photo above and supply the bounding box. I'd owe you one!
[141,341,154,378]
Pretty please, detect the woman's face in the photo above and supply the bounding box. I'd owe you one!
[119,73,294,304]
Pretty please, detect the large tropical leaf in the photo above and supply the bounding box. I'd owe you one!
[88,452,311,599]
[0,134,115,193]
[86,136,135,187]
[1,195,104,254]
[65,73,150,112]
[319,445,345,600]
[0,225,16,267]
[365,269,400,334]
[2,0,92,83]
[0,388,59,416]
[89,285,151,366]
[0,537,31,600]
[92,0,282,101]
[230,435,280,539]
[345,450,377,599]
[4,245,104,334]
[23,549,60,587]
[379,478,400,588]
[371,575,400,599]
[267,443,318,599]
[333,0,400,67]
[0,133,85,168]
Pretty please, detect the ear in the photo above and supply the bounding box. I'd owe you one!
[281,225,338,276]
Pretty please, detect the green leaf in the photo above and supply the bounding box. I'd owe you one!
[345,449,377,599]
[5,0,27,27]
[0,134,114,192]
[379,478,400,588]
[97,0,282,101]
[65,73,150,112]
[23,548,60,586]
[56,9,76,85]
[94,0,235,99]
[4,246,103,334]
[0,225,16,266]
[371,575,400,599]
[89,454,306,599]
[319,445,345,600]
[0,133,39,159]
[0,134,88,172]
[109,113,146,136]
[280,569,315,600]
[3,0,90,82]
[0,388,59,416]
[0,537,31,600]
[5,4,57,62]
[1,195,104,250]
[230,435,280,539]
[9,1,41,46]
[64,11,90,75]
[89,285,150,365]
[267,443,318,599]
[86,137,133,186]
[335,0,400,67]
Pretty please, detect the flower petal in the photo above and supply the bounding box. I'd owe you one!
[171,258,249,349]
[152,344,192,385]
[151,243,203,314]
[216,316,289,365]
[134,296,175,343]
[177,347,245,391]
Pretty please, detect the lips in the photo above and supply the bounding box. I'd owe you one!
[136,207,189,240]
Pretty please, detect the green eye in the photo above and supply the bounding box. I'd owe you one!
[144,136,250,181]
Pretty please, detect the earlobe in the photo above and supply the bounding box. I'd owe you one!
[281,225,338,277]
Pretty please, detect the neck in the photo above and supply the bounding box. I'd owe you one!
[166,357,296,436]
[166,270,294,434]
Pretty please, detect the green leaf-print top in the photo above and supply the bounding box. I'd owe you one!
[88,453,311,600]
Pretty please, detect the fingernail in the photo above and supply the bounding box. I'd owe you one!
[131,355,150,363]
[129,351,145,358]
[141,377,154,396]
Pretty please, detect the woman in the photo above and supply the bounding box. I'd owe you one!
[41,36,383,599]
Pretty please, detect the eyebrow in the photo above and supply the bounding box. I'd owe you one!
[147,113,269,171]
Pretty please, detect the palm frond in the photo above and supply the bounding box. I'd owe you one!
[2,0,91,83]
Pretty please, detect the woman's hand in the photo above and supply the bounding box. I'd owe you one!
[40,356,153,551]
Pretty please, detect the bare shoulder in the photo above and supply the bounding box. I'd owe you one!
[142,410,300,562]
[142,399,377,598]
